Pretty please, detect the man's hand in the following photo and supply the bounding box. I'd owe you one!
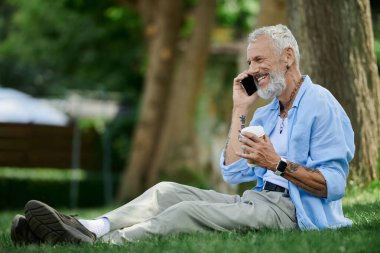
[236,132,328,197]
[233,71,259,110]
[235,132,280,171]
[224,71,259,166]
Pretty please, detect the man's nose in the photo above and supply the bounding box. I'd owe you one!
[248,62,259,75]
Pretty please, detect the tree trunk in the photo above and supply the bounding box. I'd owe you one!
[289,0,380,183]
[147,0,217,186]
[117,0,183,201]
[256,0,288,27]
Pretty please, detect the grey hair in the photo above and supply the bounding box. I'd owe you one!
[248,24,300,66]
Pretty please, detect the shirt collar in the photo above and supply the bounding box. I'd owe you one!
[269,75,311,110]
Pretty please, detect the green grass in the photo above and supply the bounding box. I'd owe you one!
[1,184,379,253]
[0,167,87,181]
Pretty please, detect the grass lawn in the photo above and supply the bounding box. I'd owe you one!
[0,183,379,253]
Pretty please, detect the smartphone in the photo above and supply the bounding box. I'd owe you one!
[240,75,257,96]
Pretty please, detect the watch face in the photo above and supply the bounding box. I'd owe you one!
[276,159,287,175]
[278,160,287,172]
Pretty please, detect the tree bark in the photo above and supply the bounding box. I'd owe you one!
[117,0,183,201]
[289,0,380,183]
[256,0,288,27]
[147,0,217,186]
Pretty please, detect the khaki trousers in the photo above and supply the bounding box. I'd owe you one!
[100,181,296,244]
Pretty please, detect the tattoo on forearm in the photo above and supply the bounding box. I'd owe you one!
[287,162,299,173]
[283,161,327,197]
[285,172,326,197]
[304,166,317,173]
[286,161,317,174]
[239,115,246,130]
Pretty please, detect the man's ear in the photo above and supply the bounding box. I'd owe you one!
[283,47,296,67]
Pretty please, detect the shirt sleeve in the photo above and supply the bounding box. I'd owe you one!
[219,150,257,184]
[306,93,355,202]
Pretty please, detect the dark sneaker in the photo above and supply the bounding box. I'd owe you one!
[24,200,96,244]
[11,214,42,245]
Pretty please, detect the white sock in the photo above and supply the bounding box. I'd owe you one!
[79,217,111,238]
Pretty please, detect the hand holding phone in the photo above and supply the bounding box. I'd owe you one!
[240,75,257,96]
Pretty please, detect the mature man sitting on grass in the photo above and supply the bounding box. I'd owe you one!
[11,24,355,245]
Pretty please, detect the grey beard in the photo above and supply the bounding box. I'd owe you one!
[257,71,286,100]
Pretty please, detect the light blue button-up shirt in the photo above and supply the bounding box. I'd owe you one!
[220,75,355,230]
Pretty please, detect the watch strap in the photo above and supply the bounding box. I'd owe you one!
[274,158,287,176]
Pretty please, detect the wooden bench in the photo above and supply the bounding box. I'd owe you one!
[0,123,100,170]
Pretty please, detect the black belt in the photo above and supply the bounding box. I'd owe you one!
[263,181,289,194]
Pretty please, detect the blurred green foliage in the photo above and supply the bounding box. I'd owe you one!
[0,0,259,173]
[0,0,144,99]
[0,0,259,97]
[217,0,259,38]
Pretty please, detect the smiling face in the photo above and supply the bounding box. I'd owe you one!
[246,35,286,99]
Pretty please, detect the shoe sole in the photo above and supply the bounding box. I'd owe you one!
[25,200,94,244]
[10,214,24,244]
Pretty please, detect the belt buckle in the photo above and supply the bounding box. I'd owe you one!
[282,189,290,197]
[264,181,288,194]
[263,181,268,191]
[263,181,274,191]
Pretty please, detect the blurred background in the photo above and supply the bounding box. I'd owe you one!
[0,0,379,209]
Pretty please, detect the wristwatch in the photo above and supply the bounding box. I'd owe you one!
[274,157,287,176]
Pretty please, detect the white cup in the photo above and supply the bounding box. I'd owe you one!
[240,125,265,167]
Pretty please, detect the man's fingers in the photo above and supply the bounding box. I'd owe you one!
[263,134,270,142]
[241,144,255,154]
[233,71,249,84]
[235,151,254,160]
[239,133,257,147]
[241,132,262,143]
[236,151,249,159]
